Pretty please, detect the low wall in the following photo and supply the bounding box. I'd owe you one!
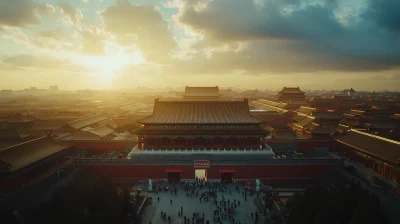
[77,164,336,181]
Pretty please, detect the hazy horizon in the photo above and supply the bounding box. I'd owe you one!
[1,0,400,91]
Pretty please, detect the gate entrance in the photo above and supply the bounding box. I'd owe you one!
[168,172,181,183]
[195,169,207,181]
[219,170,235,183]
[221,173,233,183]
[166,169,182,183]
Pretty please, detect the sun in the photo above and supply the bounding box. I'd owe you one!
[83,52,144,78]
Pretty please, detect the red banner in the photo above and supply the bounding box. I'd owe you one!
[193,160,210,168]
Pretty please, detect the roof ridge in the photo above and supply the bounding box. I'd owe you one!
[351,129,400,145]
[0,135,50,151]
[67,113,104,124]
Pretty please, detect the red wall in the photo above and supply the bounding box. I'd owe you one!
[78,164,335,180]
[74,142,127,150]
[1,155,67,193]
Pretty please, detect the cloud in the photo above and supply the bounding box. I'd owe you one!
[0,53,90,72]
[57,1,83,26]
[4,27,108,56]
[173,0,400,73]
[38,29,65,40]
[362,0,400,33]
[3,28,77,52]
[100,0,176,62]
[80,27,107,55]
[0,0,55,28]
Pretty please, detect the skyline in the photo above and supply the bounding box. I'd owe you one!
[1,0,400,91]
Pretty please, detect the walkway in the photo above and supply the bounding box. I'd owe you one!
[141,182,263,224]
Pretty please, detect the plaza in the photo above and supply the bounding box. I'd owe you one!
[141,181,265,224]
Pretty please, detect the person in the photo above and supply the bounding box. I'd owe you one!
[158,196,160,202]
[251,212,254,219]
[170,199,172,205]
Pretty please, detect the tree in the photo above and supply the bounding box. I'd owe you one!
[121,188,133,224]
[26,172,124,224]
[285,183,385,224]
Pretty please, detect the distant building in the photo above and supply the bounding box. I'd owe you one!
[182,86,221,100]
[332,94,351,100]
[344,88,356,97]
[49,86,59,91]
[275,87,307,109]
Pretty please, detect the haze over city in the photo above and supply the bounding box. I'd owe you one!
[1,0,399,91]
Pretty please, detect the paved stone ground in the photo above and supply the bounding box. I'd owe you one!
[141,182,263,224]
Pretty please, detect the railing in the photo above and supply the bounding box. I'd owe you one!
[137,196,149,216]
[75,158,342,165]
[344,160,399,187]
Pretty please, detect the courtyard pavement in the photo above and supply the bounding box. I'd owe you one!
[141,182,263,224]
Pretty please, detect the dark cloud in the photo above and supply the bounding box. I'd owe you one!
[0,0,54,27]
[175,0,400,73]
[180,0,344,42]
[100,0,176,62]
[362,0,400,33]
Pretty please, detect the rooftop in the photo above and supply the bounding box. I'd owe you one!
[296,106,316,115]
[0,135,72,173]
[278,87,305,94]
[334,129,400,164]
[63,114,109,130]
[135,127,269,135]
[139,99,262,124]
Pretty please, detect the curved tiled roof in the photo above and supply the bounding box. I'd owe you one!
[87,125,115,137]
[65,114,109,130]
[334,130,400,164]
[278,87,305,94]
[296,106,316,115]
[0,135,72,173]
[293,116,315,128]
[139,99,262,124]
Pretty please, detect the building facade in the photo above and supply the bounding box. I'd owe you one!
[135,99,268,150]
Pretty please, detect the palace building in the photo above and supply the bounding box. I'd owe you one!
[135,98,267,150]
[275,87,307,109]
[75,96,341,183]
[73,87,342,183]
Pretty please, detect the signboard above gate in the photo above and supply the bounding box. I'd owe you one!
[194,160,210,168]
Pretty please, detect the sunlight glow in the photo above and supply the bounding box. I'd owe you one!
[83,52,144,78]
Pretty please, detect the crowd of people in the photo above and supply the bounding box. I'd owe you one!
[149,178,261,224]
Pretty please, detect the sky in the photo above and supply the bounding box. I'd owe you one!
[0,0,399,91]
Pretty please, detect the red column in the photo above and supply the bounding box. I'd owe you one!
[156,138,159,150]
[138,136,142,150]
[171,138,175,148]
